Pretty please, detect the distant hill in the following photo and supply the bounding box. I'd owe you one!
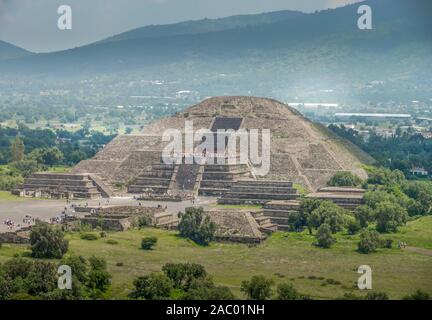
[0,0,431,103]
[0,40,32,61]
[102,10,305,43]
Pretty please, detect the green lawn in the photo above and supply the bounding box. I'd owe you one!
[0,191,25,203]
[1,217,431,300]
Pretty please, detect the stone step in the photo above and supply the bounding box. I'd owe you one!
[128,186,169,194]
[89,174,114,198]
[222,192,299,200]
[263,201,301,210]
[203,164,249,172]
[254,216,271,226]
[199,188,230,197]
[152,164,176,170]
[259,223,278,234]
[132,181,171,188]
[236,180,294,188]
[139,171,174,178]
[268,217,290,224]
[157,219,179,230]
[23,184,99,193]
[202,171,249,180]
[25,178,94,187]
[250,211,264,218]
[217,198,269,205]
[30,173,90,180]
[199,180,234,188]
[263,209,297,218]
[230,186,298,194]
[277,225,291,232]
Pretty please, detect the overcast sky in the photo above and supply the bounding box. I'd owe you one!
[0,0,361,52]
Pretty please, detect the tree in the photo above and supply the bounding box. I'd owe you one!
[141,237,158,250]
[9,160,38,178]
[276,282,300,300]
[178,207,216,246]
[10,136,25,162]
[296,198,322,233]
[240,275,274,300]
[129,273,173,300]
[328,171,362,187]
[308,201,348,233]
[25,261,58,296]
[374,201,407,233]
[162,263,207,291]
[347,216,361,235]
[315,223,336,248]
[30,222,69,259]
[358,229,381,254]
[86,256,111,298]
[28,147,64,166]
[182,277,236,300]
[354,205,373,228]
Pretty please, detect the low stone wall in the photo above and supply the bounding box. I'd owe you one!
[79,217,133,231]
[0,230,30,244]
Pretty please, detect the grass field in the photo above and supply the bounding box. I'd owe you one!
[1,216,431,300]
[0,191,26,203]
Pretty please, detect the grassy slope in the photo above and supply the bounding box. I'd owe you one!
[0,191,26,203]
[1,216,431,300]
[312,122,376,166]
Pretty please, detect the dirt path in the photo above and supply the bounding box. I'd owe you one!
[404,246,432,257]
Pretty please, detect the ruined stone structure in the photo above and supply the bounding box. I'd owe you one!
[16,172,112,199]
[73,205,177,231]
[15,97,371,199]
[306,186,366,210]
[204,209,266,243]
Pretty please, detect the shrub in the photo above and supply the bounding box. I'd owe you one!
[383,239,393,249]
[315,223,336,248]
[276,282,300,300]
[403,290,430,300]
[365,291,389,300]
[328,171,362,187]
[99,231,107,238]
[106,239,118,245]
[178,207,216,246]
[30,222,68,259]
[136,215,152,229]
[347,219,361,235]
[129,273,173,300]
[0,174,24,191]
[357,229,381,254]
[240,275,274,300]
[80,233,99,241]
[141,236,158,250]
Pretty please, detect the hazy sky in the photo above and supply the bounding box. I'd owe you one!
[0,0,361,52]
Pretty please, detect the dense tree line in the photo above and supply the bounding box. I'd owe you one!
[0,124,115,190]
[328,124,432,177]
[288,167,432,250]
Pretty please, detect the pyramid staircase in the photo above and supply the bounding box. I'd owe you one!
[218,180,299,205]
[127,162,175,194]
